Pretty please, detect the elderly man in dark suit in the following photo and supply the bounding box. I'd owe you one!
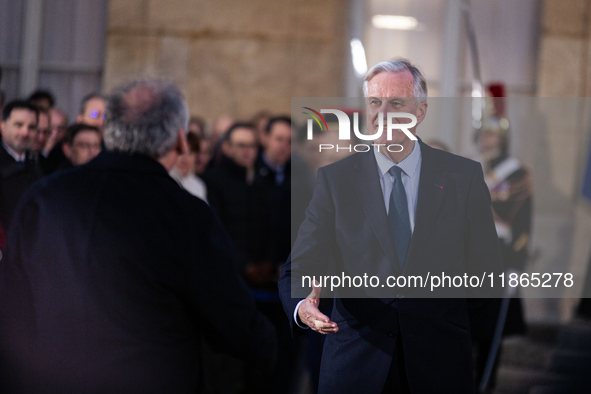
[279,58,503,393]
[0,80,276,393]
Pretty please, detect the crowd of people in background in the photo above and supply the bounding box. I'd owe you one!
[0,91,107,250]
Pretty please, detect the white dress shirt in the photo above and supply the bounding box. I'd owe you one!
[2,142,26,162]
[169,168,208,204]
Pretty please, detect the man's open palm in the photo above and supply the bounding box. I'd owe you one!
[298,283,338,334]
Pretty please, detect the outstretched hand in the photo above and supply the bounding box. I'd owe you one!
[297,282,338,334]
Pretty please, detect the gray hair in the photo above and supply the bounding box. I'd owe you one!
[363,57,428,103]
[104,79,189,158]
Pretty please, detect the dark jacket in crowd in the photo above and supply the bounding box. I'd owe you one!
[255,154,291,265]
[0,151,276,393]
[42,141,68,174]
[0,143,43,231]
[202,155,270,273]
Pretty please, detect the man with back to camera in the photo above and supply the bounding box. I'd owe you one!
[0,79,276,393]
[278,58,503,393]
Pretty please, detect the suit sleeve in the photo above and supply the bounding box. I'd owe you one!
[185,203,277,373]
[278,166,336,334]
[465,162,504,328]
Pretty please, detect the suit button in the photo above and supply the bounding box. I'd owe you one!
[397,294,404,299]
[388,331,396,338]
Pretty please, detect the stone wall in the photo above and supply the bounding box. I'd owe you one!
[103,0,347,123]
[529,0,591,321]
[538,0,591,97]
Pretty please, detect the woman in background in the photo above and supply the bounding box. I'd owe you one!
[170,131,208,203]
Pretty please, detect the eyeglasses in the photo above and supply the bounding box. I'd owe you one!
[73,142,101,150]
[89,110,105,120]
[232,143,257,149]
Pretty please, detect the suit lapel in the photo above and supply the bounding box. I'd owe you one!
[0,144,27,178]
[404,140,446,273]
[350,151,403,276]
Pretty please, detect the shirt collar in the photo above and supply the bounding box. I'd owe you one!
[262,152,285,173]
[2,141,26,162]
[373,140,421,179]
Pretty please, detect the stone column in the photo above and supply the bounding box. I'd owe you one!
[532,0,591,321]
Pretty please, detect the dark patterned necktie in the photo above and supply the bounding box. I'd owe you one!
[389,166,411,268]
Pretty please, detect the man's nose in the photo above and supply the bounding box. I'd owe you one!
[376,105,388,123]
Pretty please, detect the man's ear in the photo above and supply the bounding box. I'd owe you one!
[221,140,230,156]
[175,129,188,155]
[415,102,428,126]
[0,121,5,138]
[62,143,72,159]
[76,114,83,123]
